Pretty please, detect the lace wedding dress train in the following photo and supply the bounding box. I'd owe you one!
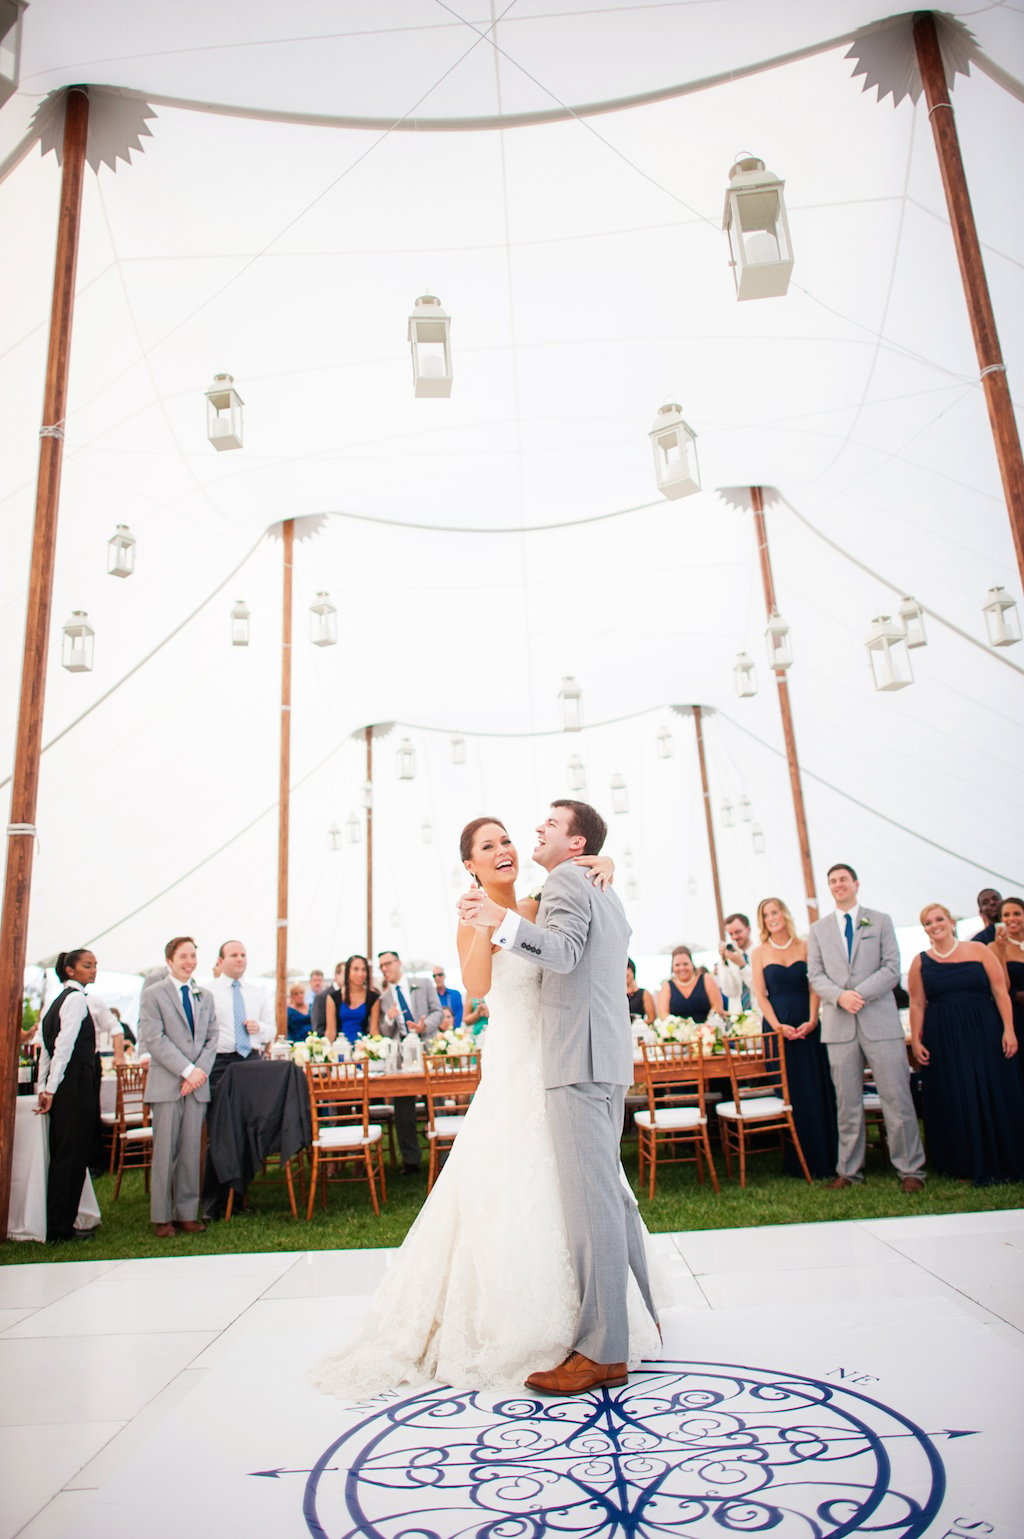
[310,952,662,1398]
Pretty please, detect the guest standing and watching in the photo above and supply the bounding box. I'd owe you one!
[656,945,725,1022]
[716,913,753,1011]
[432,967,464,1029]
[626,959,655,1025]
[325,955,380,1048]
[971,888,1003,945]
[287,983,312,1042]
[990,896,1024,1060]
[910,903,1023,1185]
[751,897,837,1179]
[203,938,275,1218]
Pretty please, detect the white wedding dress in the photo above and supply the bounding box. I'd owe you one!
[311,952,663,1398]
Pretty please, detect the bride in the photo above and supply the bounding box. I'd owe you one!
[310,815,663,1398]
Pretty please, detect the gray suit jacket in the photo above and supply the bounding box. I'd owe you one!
[807,907,902,1045]
[503,861,633,1090]
[378,976,443,1043]
[140,975,220,1103]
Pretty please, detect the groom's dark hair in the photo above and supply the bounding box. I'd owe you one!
[552,799,607,855]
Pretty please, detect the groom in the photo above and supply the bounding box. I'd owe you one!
[459,799,659,1394]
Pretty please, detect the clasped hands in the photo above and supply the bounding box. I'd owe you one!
[181,1066,207,1096]
[458,890,506,930]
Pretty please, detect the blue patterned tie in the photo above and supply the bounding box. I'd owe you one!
[180,985,194,1036]
[844,912,854,960]
[232,978,251,1056]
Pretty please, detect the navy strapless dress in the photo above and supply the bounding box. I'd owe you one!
[763,960,838,1179]
[668,975,710,1022]
[1006,957,1024,1091]
[920,954,1024,1185]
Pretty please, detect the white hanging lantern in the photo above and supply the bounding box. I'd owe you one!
[361,780,373,810]
[567,755,586,792]
[649,403,700,501]
[983,585,1021,647]
[421,818,433,844]
[733,651,758,697]
[0,1,27,109]
[723,155,794,301]
[327,822,342,852]
[721,799,735,827]
[739,794,752,823]
[626,878,639,902]
[106,524,136,578]
[61,610,94,673]
[752,824,766,855]
[397,738,416,780]
[610,773,629,815]
[688,876,698,896]
[450,734,466,765]
[656,725,674,759]
[205,372,244,451]
[230,599,250,647]
[623,847,634,869]
[558,675,584,732]
[898,596,927,649]
[866,615,913,692]
[765,610,793,671]
[346,813,361,844]
[408,294,452,398]
[309,592,338,648]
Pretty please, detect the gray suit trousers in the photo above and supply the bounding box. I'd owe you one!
[827,1033,925,1181]
[546,1082,657,1363]
[150,1094,206,1222]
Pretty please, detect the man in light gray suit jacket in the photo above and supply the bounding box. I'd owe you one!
[460,799,659,1395]
[807,863,925,1192]
[140,936,220,1236]
[377,950,444,1174]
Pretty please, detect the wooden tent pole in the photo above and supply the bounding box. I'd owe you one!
[914,11,1024,588]
[750,486,819,928]
[275,518,294,1036]
[365,727,374,964]
[0,88,90,1234]
[692,705,726,940]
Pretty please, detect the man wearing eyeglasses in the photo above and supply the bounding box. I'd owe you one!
[432,967,463,1030]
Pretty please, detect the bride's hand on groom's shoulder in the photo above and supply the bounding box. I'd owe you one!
[574,854,614,890]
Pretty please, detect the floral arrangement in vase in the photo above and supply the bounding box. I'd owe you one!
[289,1033,340,1067]
[429,1027,478,1057]
[352,1033,393,1063]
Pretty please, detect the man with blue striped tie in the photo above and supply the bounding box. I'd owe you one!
[203,939,275,1217]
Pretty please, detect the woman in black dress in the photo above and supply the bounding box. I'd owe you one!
[626,958,656,1025]
[751,896,838,1179]
[909,903,1023,1185]
[990,896,1024,1085]
[656,946,724,1022]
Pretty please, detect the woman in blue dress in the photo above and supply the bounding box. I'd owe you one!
[325,954,380,1048]
[655,946,724,1022]
[909,903,1023,1186]
[751,896,838,1179]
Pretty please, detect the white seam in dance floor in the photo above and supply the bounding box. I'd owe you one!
[2,1211,1022,1539]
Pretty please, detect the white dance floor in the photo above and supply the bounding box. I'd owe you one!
[2,1210,1022,1539]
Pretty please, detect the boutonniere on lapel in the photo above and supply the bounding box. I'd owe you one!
[857,916,872,930]
[187,982,202,1001]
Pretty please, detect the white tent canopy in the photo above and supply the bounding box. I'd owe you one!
[1,1,1022,978]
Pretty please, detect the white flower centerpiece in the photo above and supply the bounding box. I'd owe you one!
[290,1033,340,1067]
[352,1033,393,1064]
[430,1026,478,1057]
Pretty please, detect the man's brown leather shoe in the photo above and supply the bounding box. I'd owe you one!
[152,1222,177,1238]
[900,1176,924,1193]
[825,1176,855,1189]
[525,1352,628,1396]
[177,1220,207,1233]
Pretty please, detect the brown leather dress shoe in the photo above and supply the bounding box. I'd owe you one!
[825,1176,855,1189]
[177,1220,207,1233]
[152,1222,177,1238]
[900,1176,924,1193]
[525,1352,628,1396]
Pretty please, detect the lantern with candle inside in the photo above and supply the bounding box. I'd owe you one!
[866,615,913,692]
[898,595,927,649]
[733,651,757,697]
[649,403,700,500]
[346,813,361,844]
[558,675,583,732]
[983,585,1021,648]
[610,773,629,815]
[656,725,674,759]
[205,373,244,450]
[567,755,585,792]
[765,611,793,670]
[106,524,136,578]
[230,599,250,647]
[408,294,452,397]
[61,611,94,673]
[450,734,466,765]
[309,592,337,647]
[396,738,416,780]
[723,155,794,300]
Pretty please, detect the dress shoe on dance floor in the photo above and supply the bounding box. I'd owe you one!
[152,1222,177,1238]
[178,1220,207,1233]
[525,1352,628,1395]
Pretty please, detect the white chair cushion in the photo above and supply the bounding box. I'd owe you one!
[121,1126,153,1142]
[862,1093,882,1110]
[100,1111,118,1124]
[634,1107,705,1130]
[428,1116,466,1138]
[317,1125,382,1149]
[716,1096,789,1120]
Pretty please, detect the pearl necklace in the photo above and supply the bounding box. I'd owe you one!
[1007,936,1024,953]
[768,935,794,951]
[931,940,959,959]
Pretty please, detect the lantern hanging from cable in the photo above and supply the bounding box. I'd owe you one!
[106,524,136,578]
[567,755,586,792]
[733,651,757,697]
[450,734,466,765]
[61,610,94,673]
[408,294,452,397]
[721,798,735,827]
[623,847,634,869]
[866,615,913,692]
[0,1,26,109]
[346,813,361,844]
[205,372,244,451]
[765,610,793,670]
[230,599,250,647]
[722,155,794,301]
[739,794,752,823]
[898,595,927,649]
[421,819,433,844]
[327,823,342,852]
[649,403,700,500]
[688,876,698,896]
[752,825,766,854]
[983,585,1021,647]
[610,773,629,815]
[309,592,338,647]
[656,725,674,759]
[626,878,638,902]
[558,675,583,732]
[396,738,416,780]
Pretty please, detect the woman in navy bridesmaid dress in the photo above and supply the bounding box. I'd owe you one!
[656,945,724,1023]
[990,897,1024,1088]
[751,897,838,1179]
[909,904,1023,1186]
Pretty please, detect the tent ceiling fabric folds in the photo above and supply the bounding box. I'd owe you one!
[1,1,1022,974]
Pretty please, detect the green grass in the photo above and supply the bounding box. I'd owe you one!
[4,1139,1022,1266]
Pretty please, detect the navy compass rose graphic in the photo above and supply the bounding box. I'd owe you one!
[297,1359,949,1538]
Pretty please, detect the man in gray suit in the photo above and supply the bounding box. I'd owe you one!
[139,936,219,1237]
[460,799,659,1395]
[807,863,925,1192]
[378,950,443,1175]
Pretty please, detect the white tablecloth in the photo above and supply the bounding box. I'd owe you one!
[7,1096,102,1243]
[100,1076,117,1117]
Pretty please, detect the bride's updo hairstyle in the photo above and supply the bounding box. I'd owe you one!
[459,816,508,864]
